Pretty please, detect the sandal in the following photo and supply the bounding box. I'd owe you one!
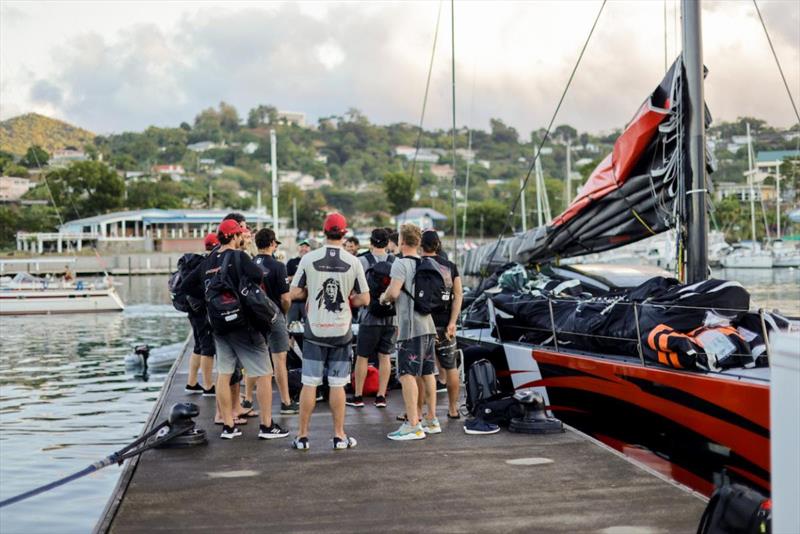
[238,408,259,418]
[447,413,461,420]
[215,416,248,425]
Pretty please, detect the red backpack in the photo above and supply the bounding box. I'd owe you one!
[351,365,380,396]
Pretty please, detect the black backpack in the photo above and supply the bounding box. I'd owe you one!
[204,252,248,334]
[234,253,279,333]
[475,396,525,426]
[465,359,499,415]
[697,471,771,534]
[364,252,396,318]
[168,253,204,313]
[403,257,453,316]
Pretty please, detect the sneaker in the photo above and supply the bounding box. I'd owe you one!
[346,395,365,408]
[463,418,501,435]
[292,436,310,450]
[280,401,299,415]
[374,395,387,408]
[185,383,203,394]
[332,436,358,450]
[202,385,216,397]
[387,422,426,441]
[258,422,290,439]
[436,381,448,393]
[422,417,442,434]
[220,425,242,439]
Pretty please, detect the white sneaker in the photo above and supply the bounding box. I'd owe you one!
[422,417,442,434]
[387,422,426,441]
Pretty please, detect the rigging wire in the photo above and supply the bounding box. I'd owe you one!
[450,0,458,265]
[663,0,668,71]
[482,0,607,268]
[410,1,444,181]
[752,0,800,124]
[461,50,478,244]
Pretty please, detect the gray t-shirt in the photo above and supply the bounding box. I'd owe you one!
[390,256,436,341]
[357,252,396,327]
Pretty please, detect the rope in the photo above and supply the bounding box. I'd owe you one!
[483,0,607,270]
[410,1,443,181]
[450,0,458,266]
[752,0,800,124]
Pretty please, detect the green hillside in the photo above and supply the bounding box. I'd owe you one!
[0,113,95,156]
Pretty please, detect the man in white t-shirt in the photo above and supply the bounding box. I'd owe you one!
[289,213,370,450]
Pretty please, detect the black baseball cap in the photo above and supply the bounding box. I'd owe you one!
[370,228,390,248]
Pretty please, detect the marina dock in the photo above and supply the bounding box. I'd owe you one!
[99,343,707,533]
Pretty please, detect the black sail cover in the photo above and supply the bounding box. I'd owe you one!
[463,58,713,275]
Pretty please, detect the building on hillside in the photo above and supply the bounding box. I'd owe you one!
[477,159,491,170]
[0,176,34,201]
[314,152,328,164]
[394,207,448,230]
[50,149,88,166]
[242,142,259,155]
[152,164,186,181]
[277,111,306,127]
[278,170,332,191]
[16,209,274,254]
[187,141,219,152]
[455,148,476,162]
[538,147,554,155]
[715,182,777,202]
[430,164,455,180]
[756,150,800,171]
[124,171,148,181]
[393,145,440,164]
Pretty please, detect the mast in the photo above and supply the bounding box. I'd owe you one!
[270,129,279,233]
[682,0,708,283]
[746,123,757,250]
[520,175,528,232]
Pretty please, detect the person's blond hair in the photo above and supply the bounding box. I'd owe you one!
[399,223,422,248]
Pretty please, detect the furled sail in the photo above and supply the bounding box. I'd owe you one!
[463,58,713,275]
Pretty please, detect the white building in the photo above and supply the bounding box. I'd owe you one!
[394,207,448,230]
[187,141,219,152]
[50,149,88,166]
[277,111,306,127]
[242,142,259,155]
[0,176,33,201]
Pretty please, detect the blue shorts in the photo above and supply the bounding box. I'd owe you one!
[301,341,352,388]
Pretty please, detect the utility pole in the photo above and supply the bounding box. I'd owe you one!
[520,175,527,232]
[449,0,458,266]
[208,183,213,208]
[776,163,782,240]
[270,129,279,234]
[461,129,472,243]
[682,0,709,283]
[564,139,572,205]
[292,197,298,232]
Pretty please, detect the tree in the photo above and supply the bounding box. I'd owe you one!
[126,176,186,209]
[554,124,578,144]
[0,150,14,173]
[383,171,417,215]
[46,161,124,218]
[218,102,240,132]
[247,104,278,128]
[490,118,518,144]
[20,145,50,168]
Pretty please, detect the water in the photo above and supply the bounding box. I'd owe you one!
[0,269,798,533]
[0,276,186,534]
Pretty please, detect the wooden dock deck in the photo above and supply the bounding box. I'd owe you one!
[99,343,707,533]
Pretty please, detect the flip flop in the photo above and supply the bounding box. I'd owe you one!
[238,409,259,418]
[215,416,248,425]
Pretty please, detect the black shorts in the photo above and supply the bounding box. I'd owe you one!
[356,325,396,358]
[435,328,459,370]
[189,314,215,357]
[396,335,436,377]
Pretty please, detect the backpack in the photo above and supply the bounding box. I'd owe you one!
[233,253,279,333]
[350,365,380,396]
[364,252,397,318]
[697,471,771,534]
[475,396,525,426]
[465,359,499,415]
[168,253,205,313]
[204,252,247,334]
[404,257,453,316]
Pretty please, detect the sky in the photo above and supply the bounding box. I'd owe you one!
[1,0,798,136]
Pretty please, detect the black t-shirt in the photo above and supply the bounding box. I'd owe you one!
[429,254,460,327]
[286,257,301,277]
[180,248,263,302]
[254,254,289,309]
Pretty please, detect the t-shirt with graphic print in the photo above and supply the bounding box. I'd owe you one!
[291,245,368,347]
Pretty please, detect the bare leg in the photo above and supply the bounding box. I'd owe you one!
[216,373,234,427]
[298,385,317,437]
[244,376,256,404]
[255,375,273,427]
[187,353,201,386]
[435,357,446,385]
[272,352,290,405]
[329,386,346,439]
[446,368,460,416]
[200,356,214,390]
[353,356,368,396]
[416,377,425,418]
[399,374,419,426]
[422,374,437,422]
[377,354,391,396]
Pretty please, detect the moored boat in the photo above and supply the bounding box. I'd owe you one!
[0,272,124,315]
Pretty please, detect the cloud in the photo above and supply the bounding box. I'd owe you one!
[2,1,798,135]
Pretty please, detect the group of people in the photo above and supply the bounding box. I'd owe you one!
[176,210,473,450]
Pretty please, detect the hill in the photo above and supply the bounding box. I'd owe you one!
[0,113,95,156]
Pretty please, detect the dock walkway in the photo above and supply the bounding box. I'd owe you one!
[102,343,707,533]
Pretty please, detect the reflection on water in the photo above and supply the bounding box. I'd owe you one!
[713,267,800,316]
[0,276,186,533]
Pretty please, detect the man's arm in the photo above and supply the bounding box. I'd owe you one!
[446,275,463,338]
[289,257,308,301]
[380,260,405,304]
[349,258,370,308]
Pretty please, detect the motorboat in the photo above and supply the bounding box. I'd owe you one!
[0,272,125,315]
[771,241,800,268]
[124,342,184,371]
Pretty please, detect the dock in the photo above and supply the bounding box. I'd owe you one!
[99,343,707,533]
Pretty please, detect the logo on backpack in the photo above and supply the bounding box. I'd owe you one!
[405,257,453,316]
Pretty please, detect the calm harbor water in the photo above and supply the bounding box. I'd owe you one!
[0,268,797,533]
[0,276,186,534]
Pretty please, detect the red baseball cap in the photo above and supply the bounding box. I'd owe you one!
[323,212,347,233]
[203,232,220,250]
[218,219,244,237]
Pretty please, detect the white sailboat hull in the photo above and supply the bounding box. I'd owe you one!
[720,252,773,269]
[0,287,125,315]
